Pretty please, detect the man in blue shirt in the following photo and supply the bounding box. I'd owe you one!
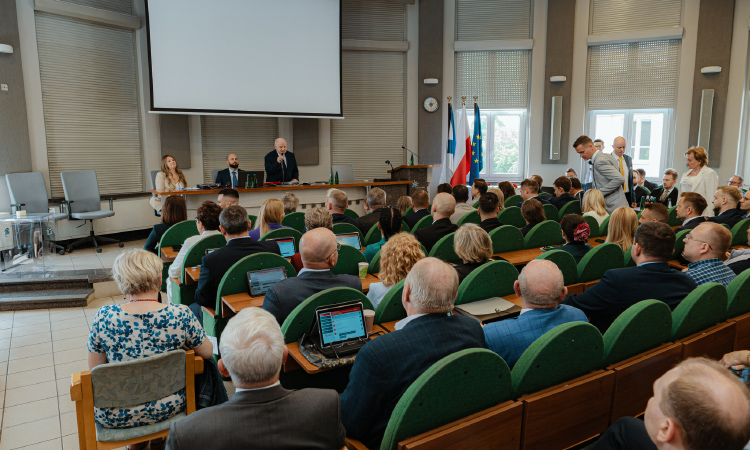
[484,260,587,368]
[682,222,736,287]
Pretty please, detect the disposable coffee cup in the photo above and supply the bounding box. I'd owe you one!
[358,262,368,279]
[363,309,375,334]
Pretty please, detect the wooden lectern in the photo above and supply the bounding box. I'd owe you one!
[387,164,439,195]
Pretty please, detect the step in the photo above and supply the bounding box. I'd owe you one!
[0,288,94,311]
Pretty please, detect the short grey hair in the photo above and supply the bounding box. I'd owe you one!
[220,205,249,235]
[219,308,285,385]
[732,174,744,184]
[304,207,333,231]
[367,188,386,208]
[404,257,458,313]
[111,249,162,296]
[327,189,348,211]
[518,260,564,306]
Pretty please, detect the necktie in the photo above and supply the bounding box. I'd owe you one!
[660,189,669,203]
[618,157,628,193]
[232,171,237,187]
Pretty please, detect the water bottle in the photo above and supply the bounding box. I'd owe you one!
[640,196,645,210]
[245,174,250,188]
[668,198,672,208]
[335,171,339,184]
[410,154,414,166]
[253,174,258,188]
[329,170,334,185]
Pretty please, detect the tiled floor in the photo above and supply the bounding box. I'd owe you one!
[42,239,148,272]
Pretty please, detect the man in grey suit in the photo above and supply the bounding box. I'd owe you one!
[165,307,346,450]
[574,135,628,214]
[611,136,635,204]
[262,227,362,324]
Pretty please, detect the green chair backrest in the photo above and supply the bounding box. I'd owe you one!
[498,206,525,228]
[731,218,750,246]
[602,300,672,366]
[428,232,459,262]
[216,253,297,314]
[158,220,199,249]
[281,287,373,344]
[535,250,578,285]
[332,244,367,276]
[577,242,623,283]
[543,204,559,222]
[671,282,728,340]
[455,260,519,305]
[281,211,306,234]
[412,214,433,232]
[472,199,480,208]
[727,270,750,319]
[364,223,382,246]
[248,214,257,229]
[583,215,600,238]
[344,208,359,219]
[368,249,382,275]
[671,229,690,260]
[456,210,481,226]
[403,206,414,217]
[333,222,365,245]
[400,221,411,233]
[667,206,681,226]
[489,225,525,254]
[260,228,303,252]
[642,186,651,195]
[381,349,512,450]
[623,245,637,268]
[504,194,522,208]
[180,234,227,283]
[600,215,611,236]
[524,220,564,249]
[511,322,604,398]
[558,201,582,217]
[373,279,406,324]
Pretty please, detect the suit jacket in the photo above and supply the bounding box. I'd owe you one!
[516,196,551,209]
[675,216,707,233]
[520,221,541,237]
[263,270,362,324]
[454,261,484,283]
[413,218,457,253]
[143,223,171,254]
[165,385,345,450]
[543,242,593,263]
[484,305,587,368]
[354,208,382,237]
[450,202,477,224]
[193,237,281,309]
[644,180,659,192]
[562,262,697,333]
[591,152,628,214]
[340,314,485,450]
[264,150,299,182]
[332,212,360,227]
[403,208,430,229]
[708,208,745,229]
[214,168,242,187]
[632,185,649,206]
[479,217,503,233]
[650,187,679,207]
[548,193,577,210]
[612,153,634,203]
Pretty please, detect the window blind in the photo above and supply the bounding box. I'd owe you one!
[331,51,405,180]
[588,40,680,110]
[201,117,278,183]
[456,0,532,40]
[455,51,530,109]
[342,0,405,41]
[591,0,682,35]
[60,0,133,14]
[35,12,143,197]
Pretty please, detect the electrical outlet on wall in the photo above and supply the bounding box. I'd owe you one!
[0,84,8,92]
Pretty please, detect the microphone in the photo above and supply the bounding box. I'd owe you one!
[385,160,394,172]
[402,146,419,162]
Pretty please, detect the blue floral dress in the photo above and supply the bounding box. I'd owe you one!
[87,304,206,428]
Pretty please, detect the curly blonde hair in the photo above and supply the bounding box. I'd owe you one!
[379,232,425,287]
[111,249,162,296]
[606,207,638,252]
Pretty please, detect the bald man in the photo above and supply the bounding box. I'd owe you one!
[484,260,587,368]
[682,222,736,287]
[262,228,361,324]
[264,138,299,183]
[215,153,242,187]
[413,193,458,253]
[611,136,634,204]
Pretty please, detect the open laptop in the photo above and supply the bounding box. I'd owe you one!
[265,236,296,258]
[246,266,288,296]
[314,301,369,357]
[335,232,361,251]
[238,171,265,187]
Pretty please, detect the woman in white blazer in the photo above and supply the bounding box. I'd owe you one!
[679,146,718,216]
[150,155,189,211]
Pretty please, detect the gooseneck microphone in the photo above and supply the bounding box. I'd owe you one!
[402,146,419,162]
[385,160,394,172]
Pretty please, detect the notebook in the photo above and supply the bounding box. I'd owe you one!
[453,297,522,324]
[335,232,361,250]
[246,266,287,296]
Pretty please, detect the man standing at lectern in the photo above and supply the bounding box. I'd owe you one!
[265,138,299,183]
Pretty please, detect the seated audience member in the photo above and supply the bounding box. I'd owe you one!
[363,207,402,263]
[725,227,750,275]
[326,189,359,226]
[582,189,609,226]
[340,258,486,450]
[650,168,679,207]
[414,193,458,253]
[449,184,476,224]
[354,187,386,236]
[452,224,493,283]
[682,222,736,287]
[707,186,744,228]
[367,233,424,309]
[729,174,745,189]
[192,206,281,323]
[263,228,361,325]
[563,222,697,333]
[436,182,453,194]
[281,192,299,214]
[249,198,289,241]
[548,176,577,209]
[544,214,593,263]
[150,155,189,212]
[396,196,412,216]
[531,174,544,190]
[566,168,578,178]
[470,178,488,200]
[498,181,517,202]
[639,203,669,224]
[290,207,333,272]
[592,357,750,450]
[674,192,708,232]
[516,179,551,208]
[520,199,546,236]
[740,189,750,219]
[570,177,584,205]
[487,187,505,204]
[144,195,187,254]
[478,192,503,233]
[638,168,658,191]
[631,170,650,207]
[403,189,431,229]
[88,250,216,433]
[165,308,346,450]
[606,206,639,253]
[217,188,239,209]
[484,260,587,368]
[167,201,223,302]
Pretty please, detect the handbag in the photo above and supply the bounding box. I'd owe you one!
[453,297,522,324]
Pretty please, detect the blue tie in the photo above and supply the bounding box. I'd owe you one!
[232,171,237,187]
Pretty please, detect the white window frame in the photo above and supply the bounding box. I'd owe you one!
[467,108,527,182]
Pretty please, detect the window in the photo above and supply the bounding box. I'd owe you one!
[466,109,526,180]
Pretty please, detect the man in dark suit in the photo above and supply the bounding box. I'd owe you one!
[403,189,430,229]
[166,307,346,450]
[516,178,551,208]
[354,188,386,236]
[214,153,242,187]
[264,138,299,183]
[739,189,750,219]
[263,228,362,324]
[638,168,659,192]
[478,192,503,233]
[413,193,458,253]
[191,205,281,324]
[562,222,697,333]
[611,137,635,204]
[650,169,679,207]
[707,186,744,228]
[570,177,584,207]
[548,176,577,210]
[674,192,708,233]
[326,189,359,226]
[340,258,485,450]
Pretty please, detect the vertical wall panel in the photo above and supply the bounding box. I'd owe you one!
[418,0,443,164]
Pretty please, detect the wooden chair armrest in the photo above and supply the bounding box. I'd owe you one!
[70,371,88,401]
[194,355,204,375]
[345,437,369,450]
[201,306,217,318]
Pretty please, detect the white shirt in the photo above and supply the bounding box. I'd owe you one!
[276,151,287,165]
[298,268,329,275]
[394,313,428,330]
[682,216,703,226]
[235,381,281,393]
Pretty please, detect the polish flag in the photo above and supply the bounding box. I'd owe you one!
[450,104,471,186]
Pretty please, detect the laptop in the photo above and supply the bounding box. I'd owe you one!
[237,171,265,187]
[314,301,370,357]
[246,266,288,296]
[264,237,296,258]
[335,232,361,251]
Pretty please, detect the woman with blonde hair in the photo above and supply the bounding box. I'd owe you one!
[249,198,289,241]
[367,232,425,308]
[150,155,189,212]
[582,189,609,226]
[606,206,639,252]
[452,224,493,283]
[680,146,718,216]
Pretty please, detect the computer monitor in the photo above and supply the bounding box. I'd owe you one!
[246,266,287,296]
[266,237,296,258]
[335,232,361,251]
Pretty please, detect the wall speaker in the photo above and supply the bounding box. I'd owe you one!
[697,89,714,152]
[550,96,563,160]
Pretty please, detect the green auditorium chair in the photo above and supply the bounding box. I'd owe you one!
[726,270,750,350]
[558,200,583,217]
[671,229,690,260]
[280,211,306,234]
[600,215,610,236]
[583,215,600,238]
[667,206,681,227]
[456,210,481,226]
[344,208,359,219]
[504,194,522,208]
[168,234,226,306]
[536,250,578,285]
[332,222,364,245]
[373,279,406,325]
[498,206,525,228]
[332,244,367,276]
[455,260,519,306]
[428,232,459,262]
[411,215,433,233]
[670,282,728,341]
[602,300,673,366]
[577,242,623,283]
[523,220,564,249]
[731,218,750,246]
[488,225,525,254]
[158,220,199,291]
[364,224,382,247]
[543,204,558,222]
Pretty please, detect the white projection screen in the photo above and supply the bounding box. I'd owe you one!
[145,0,342,117]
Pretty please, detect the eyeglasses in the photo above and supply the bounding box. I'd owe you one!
[684,232,712,249]
[328,243,341,259]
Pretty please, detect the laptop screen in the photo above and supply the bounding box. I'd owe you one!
[335,232,361,250]
[317,304,367,346]
[247,267,287,296]
[268,237,295,258]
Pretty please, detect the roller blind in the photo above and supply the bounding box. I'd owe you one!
[591,0,682,35]
[455,51,530,109]
[201,117,278,183]
[60,0,132,14]
[588,40,680,110]
[331,51,405,180]
[36,12,143,197]
[342,0,405,41]
[456,0,532,40]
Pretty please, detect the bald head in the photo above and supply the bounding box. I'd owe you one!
[403,257,459,314]
[299,228,337,268]
[274,138,287,154]
[516,260,567,308]
[612,136,626,158]
[431,193,456,219]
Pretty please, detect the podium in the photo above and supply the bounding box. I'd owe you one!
[386,164,439,196]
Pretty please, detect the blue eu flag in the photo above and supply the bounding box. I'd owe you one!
[469,103,483,185]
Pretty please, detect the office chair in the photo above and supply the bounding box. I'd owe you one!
[149,169,161,217]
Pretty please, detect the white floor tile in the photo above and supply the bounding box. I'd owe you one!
[50,318,89,332]
[0,348,8,362]
[51,327,89,342]
[0,338,10,350]
[59,412,77,436]
[58,394,75,414]
[13,314,51,327]
[6,366,56,390]
[56,378,71,396]
[14,310,49,318]
[52,336,87,353]
[49,310,86,322]
[0,416,61,450]
[61,434,79,450]
[9,341,53,360]
[7,353,54,374]
[0,328,12,340]
[5,380,57,407]
[3,397,59,428]
[53,348,88,365]
[55,360,89,382]
[13,322,51,337]
[0,320,13,330]
[85,298,114,308]
[6,439,62,450]
[10,332,51,348]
